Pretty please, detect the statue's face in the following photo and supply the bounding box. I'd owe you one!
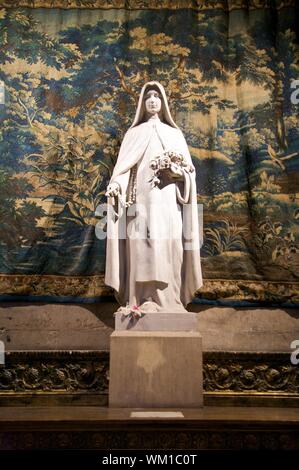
[144,89,162,115]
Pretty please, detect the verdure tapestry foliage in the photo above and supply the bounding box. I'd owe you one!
[0,0,298,304]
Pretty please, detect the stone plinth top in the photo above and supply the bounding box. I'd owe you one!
[114,311,199,332]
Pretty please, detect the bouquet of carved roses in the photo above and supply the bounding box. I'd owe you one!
[149,150,194,188]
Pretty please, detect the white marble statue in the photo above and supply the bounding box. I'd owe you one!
[105,81,202,315]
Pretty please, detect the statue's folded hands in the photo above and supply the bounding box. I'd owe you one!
[161,164,184,180]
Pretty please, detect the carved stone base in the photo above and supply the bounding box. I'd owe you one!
[1,406,299,450]
[0,351,298,407]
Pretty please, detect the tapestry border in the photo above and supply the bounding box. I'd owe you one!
[0,274,298,305]
[0,0,295,10]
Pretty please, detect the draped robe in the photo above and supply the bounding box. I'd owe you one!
[105,115,202,312]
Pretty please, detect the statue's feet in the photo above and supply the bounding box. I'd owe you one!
[138,301,160,313]
[116,304,142,318]
[116,301,160,318]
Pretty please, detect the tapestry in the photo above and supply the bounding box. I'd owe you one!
[0,0,298,305]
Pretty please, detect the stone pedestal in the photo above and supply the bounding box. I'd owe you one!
[109,313,203,408]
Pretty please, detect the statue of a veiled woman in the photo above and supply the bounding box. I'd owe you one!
[105,81,202,315]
